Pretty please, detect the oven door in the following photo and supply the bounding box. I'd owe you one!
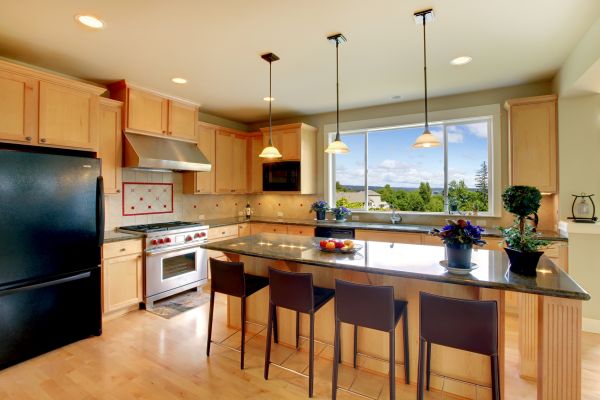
[145,243,208,303]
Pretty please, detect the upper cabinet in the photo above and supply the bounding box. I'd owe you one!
[98,98,123,194]
[215,130,247,194]
[183,123,216,194]
[505,95,558,193]
[0,59,105,151]
[247,133,263,194]
[108,80,197,142]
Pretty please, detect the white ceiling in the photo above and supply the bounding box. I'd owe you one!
[0,0,599,123]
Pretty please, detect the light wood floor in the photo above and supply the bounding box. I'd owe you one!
[1,290,599,400]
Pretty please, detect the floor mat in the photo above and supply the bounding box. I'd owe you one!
[145,289,211,319]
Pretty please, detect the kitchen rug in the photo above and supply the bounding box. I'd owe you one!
[145,289,211,319]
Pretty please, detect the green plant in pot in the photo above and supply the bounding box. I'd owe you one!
[430,219,486,269]
[310,200,329,221]
[500,186,549,276]
[331,206,351,222]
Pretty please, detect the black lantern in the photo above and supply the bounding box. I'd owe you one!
[568,193,598,223]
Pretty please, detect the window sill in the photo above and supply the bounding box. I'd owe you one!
[345,210,501,218]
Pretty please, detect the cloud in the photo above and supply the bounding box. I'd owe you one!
[432,129,464,144]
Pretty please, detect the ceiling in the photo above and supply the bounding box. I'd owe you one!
[0,1,599,123]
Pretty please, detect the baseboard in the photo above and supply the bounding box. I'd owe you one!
[582,317,600,333]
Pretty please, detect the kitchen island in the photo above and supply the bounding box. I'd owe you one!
[202,233,589,400]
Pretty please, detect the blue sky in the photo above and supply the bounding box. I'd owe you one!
[335,121,488,189]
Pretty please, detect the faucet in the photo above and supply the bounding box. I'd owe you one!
[390,208,402,224]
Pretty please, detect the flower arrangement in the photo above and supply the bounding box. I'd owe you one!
[331,206,351,221]
[430,219,486,247]
[309,200,329,213]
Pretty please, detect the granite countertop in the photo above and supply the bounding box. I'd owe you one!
[201,233,588,301]
[103,230,145,243]
[197,216,568,242]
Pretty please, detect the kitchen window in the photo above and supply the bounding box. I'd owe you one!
[327,107,499,216]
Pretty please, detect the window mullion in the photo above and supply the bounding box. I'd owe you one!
[364,131,369,212]
[443,124,449,214]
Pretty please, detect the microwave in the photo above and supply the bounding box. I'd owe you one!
[263,161,301,191]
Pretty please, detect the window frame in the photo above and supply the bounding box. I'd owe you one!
[324,104,501,217]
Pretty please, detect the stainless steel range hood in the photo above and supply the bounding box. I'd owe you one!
[123,133,211,172]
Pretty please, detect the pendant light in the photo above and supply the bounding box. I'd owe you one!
[412,9,441,149]
[325,33,349,154]
[259,52,283,159]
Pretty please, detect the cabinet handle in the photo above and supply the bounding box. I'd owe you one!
[162,130,166,134]
[25,136,32,141]
[120,248,126,252]
[40,138,47,143]
[116,189,121,193]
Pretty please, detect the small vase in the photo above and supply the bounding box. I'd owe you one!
[335,214,346,222]
[505,248,543,276]
[315,209,327,221]
[445,243,473,268]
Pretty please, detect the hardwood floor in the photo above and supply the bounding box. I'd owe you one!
[0,290,599,400]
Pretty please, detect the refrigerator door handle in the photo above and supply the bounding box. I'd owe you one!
[97,176,105,246]
[0,272,92,297]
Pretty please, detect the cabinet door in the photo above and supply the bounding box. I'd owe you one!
[127,88,167,135]
[238,223,250,237]
[99,102,122,194]
[287,225,314,236]
[232,135,247,193]
[168,100,197,141]
[509,99,557,192]
[0,71,37,144]
[355,230,422,244]
[39,82,98,150]
[103,253,143,313]
[194,125,216,193]
[248,134,263,193]
[279,128,301,160]
[215,131,234,193]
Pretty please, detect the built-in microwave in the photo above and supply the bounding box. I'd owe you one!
[263,161,301,191]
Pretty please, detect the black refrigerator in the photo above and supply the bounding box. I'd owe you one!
[0,147,103,369]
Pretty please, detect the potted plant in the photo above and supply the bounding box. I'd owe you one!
[310,200,329,221]
[430,219,486,269]
[500,185,549,276]
[331,206,351,222]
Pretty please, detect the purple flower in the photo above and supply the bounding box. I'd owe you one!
[430,219,486,246]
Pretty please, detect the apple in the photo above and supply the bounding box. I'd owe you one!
[325,241,336,250]
[335,241,344,249]
[319,240,328,248]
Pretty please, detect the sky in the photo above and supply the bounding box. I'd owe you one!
[334,120,489,189]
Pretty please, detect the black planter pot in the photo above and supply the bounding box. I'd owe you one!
[315,209,327,221]
[505,247,543,276]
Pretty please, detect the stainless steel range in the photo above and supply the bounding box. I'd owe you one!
[119,221,209,308]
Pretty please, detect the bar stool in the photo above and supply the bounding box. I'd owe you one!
[417,292,500,400]
[332,279,409,400]
[264,268,335,398]
[206,258,277,369]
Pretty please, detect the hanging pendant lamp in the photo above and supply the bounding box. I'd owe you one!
[412,9,441,149]
[325,33,349,154]
[259,52,282,159]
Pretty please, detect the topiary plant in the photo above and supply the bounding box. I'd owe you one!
[501,185,548,252]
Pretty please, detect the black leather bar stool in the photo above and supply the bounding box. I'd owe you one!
[332,279,409,400]
[264,268,335,398]
[206,258,277,369]
[417,292,499,400]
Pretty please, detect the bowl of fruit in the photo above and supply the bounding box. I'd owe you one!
[317,239,362,254]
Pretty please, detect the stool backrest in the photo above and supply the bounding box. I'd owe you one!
[268,268,314,313]
[209,258,245,298]
[419,291,498,356]
[335,279,395,332]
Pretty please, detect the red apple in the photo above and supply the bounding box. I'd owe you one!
[319,240,328,248]
[335,241,344,249]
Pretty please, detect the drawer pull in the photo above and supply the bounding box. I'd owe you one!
[40,138,47,143]
[25,136,32,141]
[120,248,126,252]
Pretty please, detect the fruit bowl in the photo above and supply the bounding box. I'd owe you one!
[316,239,362,254]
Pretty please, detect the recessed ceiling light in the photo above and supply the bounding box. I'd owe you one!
[450,56,472,66]
[263,96,275,102]
[75,15,104,29]
[171,77,187,84]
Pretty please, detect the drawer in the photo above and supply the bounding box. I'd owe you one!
[238,223,250,237]
[250,223,288,235]
[420,234,442,246]
[103,239,143,259]
[355,230,422,245]
[287,225,314,236]
[208,225,239,241]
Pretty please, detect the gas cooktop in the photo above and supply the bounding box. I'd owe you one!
[119,221,204,233]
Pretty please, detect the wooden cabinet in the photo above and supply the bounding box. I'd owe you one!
[102,240,143,318]
[238,223,250,237]
[99,99,123,194]
[109,81,197,142]
[247,133,263,194]
[506,95,557,193]
[287,225,314,236]
[215,130,247,194]
[183,123,216,194]
[0,70,37,143]
[355,229,422,244]
[250,223,289,235]
[261,125,302,161]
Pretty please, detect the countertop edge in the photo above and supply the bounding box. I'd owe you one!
[103,231,145,244]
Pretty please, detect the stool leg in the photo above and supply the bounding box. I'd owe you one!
[417,338,425,400]
[273,304,279,344]
[353,324,358,368]
[426,341,431,391]
[491,354,500,400]
[240,296,246,370]
[309,312,315,398]
[296,311,300,349]
[264,302,274,380]
[389,330,395,400]
[402,310,410,384]
[206,290,215,357]
[332,319,341,400]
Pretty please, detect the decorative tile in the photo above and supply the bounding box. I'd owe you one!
[122,182,174,216]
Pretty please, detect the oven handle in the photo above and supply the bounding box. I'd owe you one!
[145,242,207,257]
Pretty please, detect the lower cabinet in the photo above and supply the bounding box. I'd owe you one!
[250,223,289,235]
[102,240,143,318]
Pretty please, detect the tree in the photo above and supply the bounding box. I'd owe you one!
[405,191,425,211]
[475,161,488,205]
[336,196,364,209]
[418,182,432,204]
[336,181,350,193]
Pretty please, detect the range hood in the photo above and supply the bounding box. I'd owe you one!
[123,133,211,172]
